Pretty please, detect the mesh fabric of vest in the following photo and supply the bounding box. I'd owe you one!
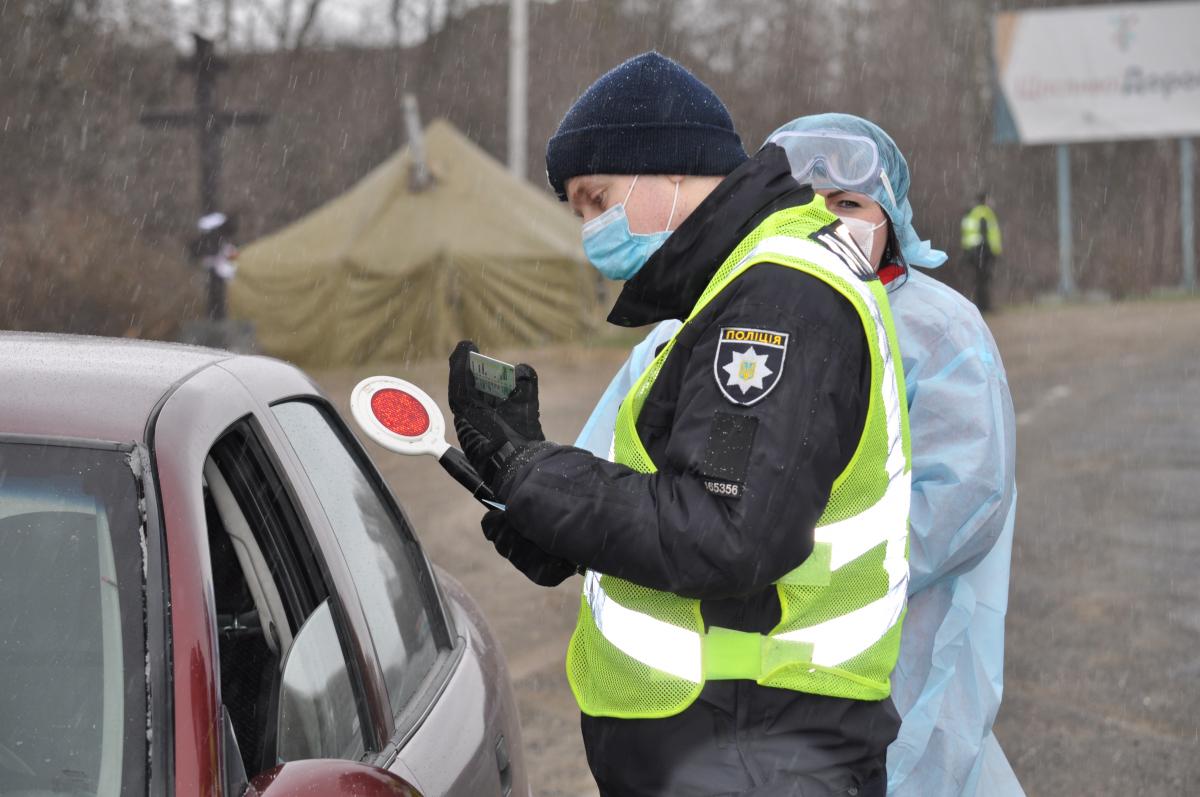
[765,257,910,699]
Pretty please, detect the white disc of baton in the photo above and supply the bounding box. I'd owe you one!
[350,376,450,458]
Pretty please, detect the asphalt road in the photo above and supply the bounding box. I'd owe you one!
[319,295,1200,796]
[989,298,1200,795]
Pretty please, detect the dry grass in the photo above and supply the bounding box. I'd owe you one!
[0,205,203,339]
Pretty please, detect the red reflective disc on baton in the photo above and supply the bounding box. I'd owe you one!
[370,389,430,437]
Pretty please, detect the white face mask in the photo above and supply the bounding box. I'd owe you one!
[839,216,887,267]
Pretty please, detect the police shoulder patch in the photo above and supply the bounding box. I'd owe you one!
[713,326,789,406]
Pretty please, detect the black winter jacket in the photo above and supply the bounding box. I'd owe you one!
[505,144,900,772]
[506,144,869,621]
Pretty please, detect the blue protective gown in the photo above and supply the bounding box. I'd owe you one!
[574,265,1022,796]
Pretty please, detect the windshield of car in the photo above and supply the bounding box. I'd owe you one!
[0,442,145,797]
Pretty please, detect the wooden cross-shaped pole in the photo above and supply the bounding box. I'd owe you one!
[140,33,269,319]
[141,33,269,214]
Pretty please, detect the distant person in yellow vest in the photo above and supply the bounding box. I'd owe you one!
[961,192,1002,313]
[445,52,911,796]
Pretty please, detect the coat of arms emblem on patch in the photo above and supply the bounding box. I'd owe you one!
[713,327,789,406]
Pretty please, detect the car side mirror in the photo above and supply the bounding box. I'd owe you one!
[247,759,423,797]
[274,599,363,761]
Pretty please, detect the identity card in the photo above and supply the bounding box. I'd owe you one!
[468,351,516,400]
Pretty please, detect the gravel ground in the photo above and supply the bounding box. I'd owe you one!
[316,295,1200,796]
[988,298,1200,795]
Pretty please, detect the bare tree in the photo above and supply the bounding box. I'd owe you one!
[48,0,79,29]
[222,0,233,45]
[429,0,447,36]
[245,0,313,49]
[390,0,406,45]
[292,0,325,48]
[276,0,294,47]
[195,0,211,32]
[651,0,682,50]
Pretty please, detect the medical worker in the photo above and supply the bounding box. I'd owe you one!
[577,114,1023,796]
[448,54,911,796]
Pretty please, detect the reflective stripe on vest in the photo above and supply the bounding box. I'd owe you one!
[583,569,702,681]
[961,214,984,248]
[583,484,911,677]
[758,235,907,483]
[578,232,909,686]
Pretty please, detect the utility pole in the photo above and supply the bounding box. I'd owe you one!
[1056,144,1076,297]
[508,0,528,179]
[1182,138,1196,292]
[140,34,269,319]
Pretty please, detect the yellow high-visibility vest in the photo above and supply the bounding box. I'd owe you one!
[961,204,1002,254]
[566,196,912,719]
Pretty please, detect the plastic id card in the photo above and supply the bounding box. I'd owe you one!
[468,351,516,400]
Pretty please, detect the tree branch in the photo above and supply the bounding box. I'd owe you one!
[292,0,325,49]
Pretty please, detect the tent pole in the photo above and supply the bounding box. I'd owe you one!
[403,93,431,191]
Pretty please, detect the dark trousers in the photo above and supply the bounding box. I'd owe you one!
[581,683,895,797]
[970,246,995,313]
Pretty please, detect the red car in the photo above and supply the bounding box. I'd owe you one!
[0,333,528,797]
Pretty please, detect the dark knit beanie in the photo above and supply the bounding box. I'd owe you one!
[546,52,748,200]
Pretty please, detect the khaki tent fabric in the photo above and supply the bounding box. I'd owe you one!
[231,119,596,367]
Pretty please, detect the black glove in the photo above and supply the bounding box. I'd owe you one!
[448,340,547,492]
[481,509,578,587]
[448,340,544,439]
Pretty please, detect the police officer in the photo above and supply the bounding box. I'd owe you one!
[961,192,1003,313]
[448,52,911,796]
[583,113,1024,796]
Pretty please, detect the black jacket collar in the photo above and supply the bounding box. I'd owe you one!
[607,144,814,327]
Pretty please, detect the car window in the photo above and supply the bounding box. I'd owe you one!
[0,442,145,797]
[273,401,440,720]
[205,422,368,770]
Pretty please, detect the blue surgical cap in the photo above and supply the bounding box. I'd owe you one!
[766,113,948,269]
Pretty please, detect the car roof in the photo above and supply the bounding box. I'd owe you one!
[0,332,236,444]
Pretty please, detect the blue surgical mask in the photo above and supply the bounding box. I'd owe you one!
[582,176,680,281]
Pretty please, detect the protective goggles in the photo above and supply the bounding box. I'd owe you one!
[767,130,898,208]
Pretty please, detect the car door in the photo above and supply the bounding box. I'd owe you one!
[153,364,399,794]
[203,419,374,774]
[263,395,514,797]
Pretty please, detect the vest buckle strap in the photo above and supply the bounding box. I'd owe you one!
[702,626,814,681]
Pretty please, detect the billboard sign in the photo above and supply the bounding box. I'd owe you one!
[994,2,1200,144]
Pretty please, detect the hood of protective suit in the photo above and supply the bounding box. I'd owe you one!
[765,113,948,269]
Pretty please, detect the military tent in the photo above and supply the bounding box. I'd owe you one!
[230,119,596,367]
